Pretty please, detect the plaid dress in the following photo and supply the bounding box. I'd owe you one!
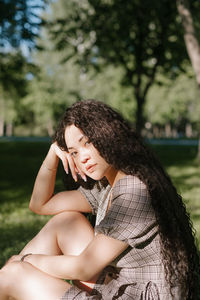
[61,175,180,299]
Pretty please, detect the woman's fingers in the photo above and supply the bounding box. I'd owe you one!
[61,154,69,174]
[66,155,87,182]
[52,142,87,182]
[67,155,78,182]
[52,143,69,174]
[77,169,87,182]
[53,143,77,181]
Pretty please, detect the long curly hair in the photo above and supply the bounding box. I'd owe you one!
[54,99,200,299]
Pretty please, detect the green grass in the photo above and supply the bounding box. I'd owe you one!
[0,141,63,267]
[0,142,199,267]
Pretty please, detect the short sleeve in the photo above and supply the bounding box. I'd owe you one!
[95,176,158,248]
[78,185,99,214]
[78,182,110,215]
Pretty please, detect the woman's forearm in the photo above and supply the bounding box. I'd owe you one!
[25,254,89,281]
[29,145,59,214]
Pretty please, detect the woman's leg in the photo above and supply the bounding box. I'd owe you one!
[0,211,95,299]
[0,260,71,300]
[20,211,95,256]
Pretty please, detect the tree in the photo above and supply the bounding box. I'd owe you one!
[0,51,32,136]
[0,0,45,48]
[21,23,134,136]
[176,0,200,159]
[49,0,198,132]
[176,0,200,87]
[146,67,200,138]
[0,0,45,93]
[0,0,45,135]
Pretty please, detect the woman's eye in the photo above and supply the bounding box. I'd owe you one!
[71,152,77,157]
[85,141,90,146]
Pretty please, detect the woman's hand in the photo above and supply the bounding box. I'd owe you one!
[5,255,23,266]
[29,142,87,215]
[51,142,86,182]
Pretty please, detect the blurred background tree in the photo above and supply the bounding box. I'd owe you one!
[145,66,200,138]
[0,0,200,137]
[0,0,45,135]
[176,0,200,87]
[48,0,200,133]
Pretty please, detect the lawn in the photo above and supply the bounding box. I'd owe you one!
[0,141,199,268]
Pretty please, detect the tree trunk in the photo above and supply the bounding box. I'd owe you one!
[165,123,172,138]
[0,117,4,136]
[47,121,54,137]
[198,137,200,160]
[176,0,200,160]
[185,122,193,137]
[6,122,13,136]
[153,126,160,138]
[135,96,145,134]
[176,0,200,87]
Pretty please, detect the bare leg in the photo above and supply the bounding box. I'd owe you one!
[0,212,95,299]
[20,211,95,256]
[0,261,71,300]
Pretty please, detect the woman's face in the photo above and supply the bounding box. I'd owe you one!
[64,125,112,181]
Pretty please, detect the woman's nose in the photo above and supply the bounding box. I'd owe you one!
[80,151,90,164]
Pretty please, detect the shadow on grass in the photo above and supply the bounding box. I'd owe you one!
[150,144,198,167]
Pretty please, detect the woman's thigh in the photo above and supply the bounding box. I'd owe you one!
[21,211,95,256]
[1,212,96,298]
[0,261,71,300]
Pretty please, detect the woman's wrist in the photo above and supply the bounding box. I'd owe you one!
[42,162,57,172]
[42,147,59,171]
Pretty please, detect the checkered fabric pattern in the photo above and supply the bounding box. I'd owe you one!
[61,176,181,299]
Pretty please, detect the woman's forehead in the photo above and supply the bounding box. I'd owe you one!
[64,125,84,148]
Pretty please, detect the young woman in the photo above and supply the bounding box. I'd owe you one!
[0,100,199,299]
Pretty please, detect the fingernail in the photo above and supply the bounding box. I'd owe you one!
[83,175,87,182]
[65,169,68,174]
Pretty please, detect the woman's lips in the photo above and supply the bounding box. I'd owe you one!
[86,164,97,173]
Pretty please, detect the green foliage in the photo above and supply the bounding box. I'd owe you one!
[146,65,200,132]
[19,13,136,135]
[1,0,200,136]
[48,0,200,130]
[0,51,38,132]
[0,0,45,111]
[0,0,44,48]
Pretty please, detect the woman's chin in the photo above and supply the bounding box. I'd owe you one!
[86,172,104,181]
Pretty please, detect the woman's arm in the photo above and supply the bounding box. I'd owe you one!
[19,233,128,281]
[29,143,90,215]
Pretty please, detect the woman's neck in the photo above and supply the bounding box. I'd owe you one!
[105,167,126,187]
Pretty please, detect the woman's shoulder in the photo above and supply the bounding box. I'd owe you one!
[113,175,148,195]
[108,175,155,224]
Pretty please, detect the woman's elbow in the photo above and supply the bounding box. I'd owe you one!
[29,199,43,215]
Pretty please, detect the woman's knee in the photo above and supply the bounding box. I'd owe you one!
[53,212,95,255]
[0,261,24,293]
[1,261,69,300]
[46,211,93,234]
[48,211,90,224]
[1,261,24,277]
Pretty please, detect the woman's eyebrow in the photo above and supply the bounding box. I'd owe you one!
[67,135,84,150]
